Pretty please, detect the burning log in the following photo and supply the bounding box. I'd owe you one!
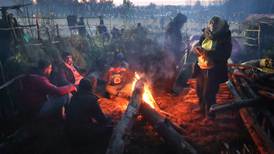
[107,72,196,154]
[140,103,197,154]
[106,79,144,154]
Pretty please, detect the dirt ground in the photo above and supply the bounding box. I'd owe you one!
[99,79,257,154]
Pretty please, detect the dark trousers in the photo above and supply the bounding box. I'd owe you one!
[196,69,219,117]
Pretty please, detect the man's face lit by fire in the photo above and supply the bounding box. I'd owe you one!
[65,55,73,65]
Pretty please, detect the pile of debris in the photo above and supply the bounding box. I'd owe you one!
[210,59,274,154]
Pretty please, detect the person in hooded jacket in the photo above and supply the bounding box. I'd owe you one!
[66,78,112,144]
[192,16,232,121]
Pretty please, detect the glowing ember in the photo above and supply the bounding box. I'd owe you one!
[142,84,156,109]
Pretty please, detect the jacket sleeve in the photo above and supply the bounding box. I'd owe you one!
[207,31,232,62]
[39,77,75,96]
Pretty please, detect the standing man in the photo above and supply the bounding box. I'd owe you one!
[97,18,110,41]
[193,16,232,121]
[78,17,90,39]
[165,13,187,63]
[164,13,187,91]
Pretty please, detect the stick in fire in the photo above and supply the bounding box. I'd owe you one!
[107,72,197,154]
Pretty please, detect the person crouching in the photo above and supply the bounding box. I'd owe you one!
[65,78,112,146]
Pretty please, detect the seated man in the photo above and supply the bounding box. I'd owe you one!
[105,60,132,99]
[61,52,84,85]
[0,60,77,153]
[17,59,77,122]
[66,78,112,145]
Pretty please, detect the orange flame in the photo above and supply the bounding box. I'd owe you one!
[130,72,156,109]
[142,84,156,109]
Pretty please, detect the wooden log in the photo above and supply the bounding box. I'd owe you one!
[239,78,258,98]
[229,76,274,153]
[254,83,274,93]
[226,80,242,101]
[230,75,248,99]
[227,80,270,153]
[140,103,197,154]
[106,79,144,154]
[209,98,259,114]
[257,90,274,100]
[240,108,274,154]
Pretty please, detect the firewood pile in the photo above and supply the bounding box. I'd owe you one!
[209,62,274,154]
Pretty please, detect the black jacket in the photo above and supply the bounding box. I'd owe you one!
[50,63,82,86]
[66,90,108,129]
[193,25,232,84]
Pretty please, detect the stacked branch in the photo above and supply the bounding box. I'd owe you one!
[210,66,274,113]
[221,68,274,154]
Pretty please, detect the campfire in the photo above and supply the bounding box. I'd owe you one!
[106,72,197,154]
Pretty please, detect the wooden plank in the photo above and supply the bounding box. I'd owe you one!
[244,36,258,41]
[244,43,258,47]
[228,74,274,154]
[241,108,274,154]
[245,29,260,32]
